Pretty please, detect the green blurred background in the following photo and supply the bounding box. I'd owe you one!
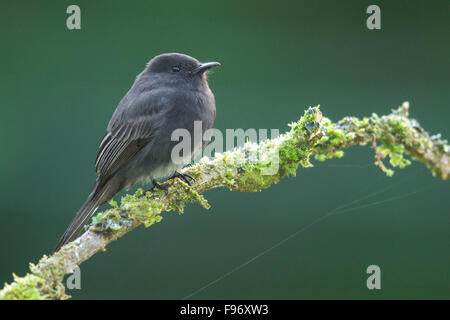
[0,0,449,299]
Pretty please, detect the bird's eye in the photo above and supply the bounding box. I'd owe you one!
[172,66,181,72]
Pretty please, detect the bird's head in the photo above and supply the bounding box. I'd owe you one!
[144,53,220,88]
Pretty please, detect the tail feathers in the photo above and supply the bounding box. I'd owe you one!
[54,180,113,252]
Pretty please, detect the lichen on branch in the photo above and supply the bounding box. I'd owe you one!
[1,102,448,300]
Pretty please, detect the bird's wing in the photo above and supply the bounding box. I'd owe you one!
[94,90,168,180]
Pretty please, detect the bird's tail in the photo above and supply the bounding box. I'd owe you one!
[54,179,117,253]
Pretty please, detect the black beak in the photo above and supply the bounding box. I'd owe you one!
[192,61,221,74]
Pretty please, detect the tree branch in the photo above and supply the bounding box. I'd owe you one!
[1,102,448,299]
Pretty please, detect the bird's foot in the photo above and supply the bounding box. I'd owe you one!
[170,171,195,186]
[146,173,194,196]
[147,180,169,193]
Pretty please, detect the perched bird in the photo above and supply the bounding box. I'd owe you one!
[54,53,220,252]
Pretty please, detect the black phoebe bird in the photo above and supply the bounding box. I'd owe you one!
[54,53,220,252]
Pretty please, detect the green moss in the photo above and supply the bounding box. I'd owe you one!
[378,142,411,169]
[88,188,165,231]
[315,153,327,162]
[166,181,210,213]
[1,254,70,300]
[222,168,236,187]
[237,162,280,191]
[334,150,344,158]
[0,274,46,300]
[308,103,441,177]
[121,190,165,227]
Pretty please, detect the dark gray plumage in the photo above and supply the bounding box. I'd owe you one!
[54,53,219,252]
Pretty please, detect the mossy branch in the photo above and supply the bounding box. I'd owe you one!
[1,102,448,300]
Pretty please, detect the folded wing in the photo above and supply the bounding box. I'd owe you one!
[94,91,167,181]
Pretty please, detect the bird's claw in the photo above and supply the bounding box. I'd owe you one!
[171,171,195,186]
[148,180,169,193]
[146,172,194,196]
